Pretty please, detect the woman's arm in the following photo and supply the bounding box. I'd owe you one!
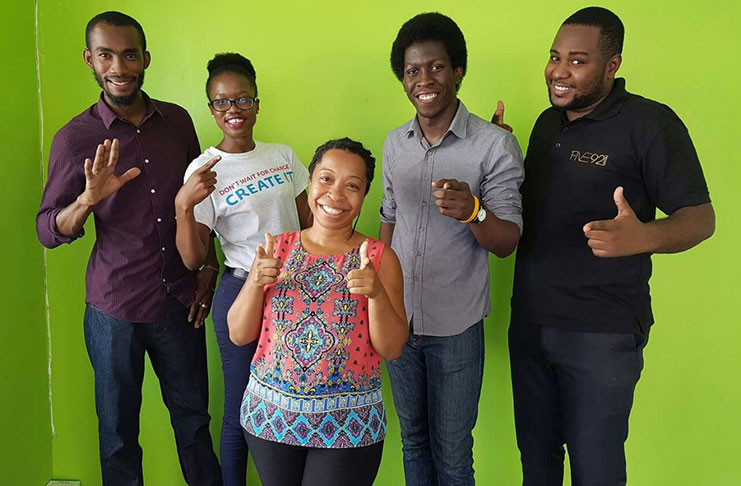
[347,242,408,361]
[227,233,282,345]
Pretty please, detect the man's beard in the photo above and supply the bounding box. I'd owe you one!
[93,70,145,106]
[548,74,606,112]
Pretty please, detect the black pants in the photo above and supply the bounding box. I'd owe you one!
[244,432,383,486]
[509,321,648,486]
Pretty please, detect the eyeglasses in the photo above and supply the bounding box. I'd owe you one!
[208,96,259,112]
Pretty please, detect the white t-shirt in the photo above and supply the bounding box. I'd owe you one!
[184,142,310,271]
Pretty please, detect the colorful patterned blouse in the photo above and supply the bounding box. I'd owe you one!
[240,231,387,448]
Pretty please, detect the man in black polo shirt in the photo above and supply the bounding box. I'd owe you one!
[509,7,715,485]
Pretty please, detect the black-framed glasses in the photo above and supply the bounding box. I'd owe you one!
[208,96,259,112]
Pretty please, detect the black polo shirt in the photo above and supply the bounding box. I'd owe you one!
[511,78,710,334]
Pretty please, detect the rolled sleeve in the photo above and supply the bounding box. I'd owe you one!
[481,132,524,232]
[379,139,397,224]
[36,131,86,248]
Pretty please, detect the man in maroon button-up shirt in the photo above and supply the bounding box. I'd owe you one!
[36,11,222,486]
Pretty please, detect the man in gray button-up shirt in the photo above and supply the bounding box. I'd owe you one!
[380,12,524,486]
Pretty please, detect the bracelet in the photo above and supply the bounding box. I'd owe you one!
[200,264,219,273]
[460,196,480,224]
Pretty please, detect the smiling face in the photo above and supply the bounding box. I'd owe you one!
[545,24,621,119]
[308,149,368,231]
[207,71,259,142]
[402,41,462,124]
[84,23,150,106]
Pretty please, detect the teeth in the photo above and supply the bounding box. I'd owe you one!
[418,93,437,101]
[110,80,132,86]
[227,118,245,125]
[553,85,572,92]
[321,205,343,215]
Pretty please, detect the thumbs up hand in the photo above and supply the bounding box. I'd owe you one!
[248,232,282,287]
[583,186,649,258]
[347,240,381,298]
[490,100,513,133]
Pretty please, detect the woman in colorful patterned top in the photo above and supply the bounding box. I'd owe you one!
[228,138,408,486]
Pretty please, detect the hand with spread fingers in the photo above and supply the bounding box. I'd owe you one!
[189,265,218,328]
[431,179,476,221]
[248,233,283,288]
[490,100,513,133]
[78,138,141,207]
[346,240,382,298]
[175,156,221,211]
[583,186,650,258]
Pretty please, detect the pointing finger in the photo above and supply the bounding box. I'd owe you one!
[197,156,221,173]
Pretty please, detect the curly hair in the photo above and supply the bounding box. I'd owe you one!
[563,7,624,59]
[390,12,467,90]
[309,138,375,195]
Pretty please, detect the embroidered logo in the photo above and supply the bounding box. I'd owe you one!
[569,150,609,167]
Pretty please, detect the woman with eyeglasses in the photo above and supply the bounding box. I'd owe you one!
[227,138,408,486]
[175,52,312,486]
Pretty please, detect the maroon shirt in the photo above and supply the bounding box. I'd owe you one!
[37,92,201,322]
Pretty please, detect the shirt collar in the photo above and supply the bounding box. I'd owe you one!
[96,90,162,129]
[582,77,629,121]
[405,100,469,141]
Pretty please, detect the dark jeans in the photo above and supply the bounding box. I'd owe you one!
[244,432,383,486]
[508,322,648,486]
[387,320,485,486]
[83,297,221,486]
[211,271,258,486]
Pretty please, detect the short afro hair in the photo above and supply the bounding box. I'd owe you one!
[563,7,624,59]
[206,53,258,98]
[86,11,146,52]
[390,12,467,90]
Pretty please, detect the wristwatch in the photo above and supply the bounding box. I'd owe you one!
[470,207,487,224]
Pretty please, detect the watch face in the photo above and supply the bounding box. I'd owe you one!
[476,207,487,223]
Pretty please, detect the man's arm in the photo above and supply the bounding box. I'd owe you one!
[431,179,520,257]
[584,187,715,257]
[379,222,395,247]
[37,138,140,248]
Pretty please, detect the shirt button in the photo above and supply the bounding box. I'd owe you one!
[426,150,433,156]
[418,226,424,232]
[421,201,427,207]
[555,142,561,148]
[150,189,156,193]
[156,217,162,223]
[416,251,422,256]
[424,175,429,181]
[413,276,419,281]
[136,129,141,134]
[162,278,166,283]
[161,247,165,252]
[563,126,569,131]
[144,159,149,164]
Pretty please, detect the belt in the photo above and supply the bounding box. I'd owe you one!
[226,266,248,280]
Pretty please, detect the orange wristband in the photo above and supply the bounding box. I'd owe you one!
[460,195,480,223]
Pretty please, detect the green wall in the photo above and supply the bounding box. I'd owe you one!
[0,1,53,485]
[24,0,741,484]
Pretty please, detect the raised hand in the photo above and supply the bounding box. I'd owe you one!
[79,139,141,207]
[175,156,221,211]
[248,233,282,287]
[347,240,381,298]
[490,100,513,133]
[583,186,649,258]
[431,179,476,221]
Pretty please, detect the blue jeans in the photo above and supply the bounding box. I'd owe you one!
[387,320,485,486]
[508,322,648,486]
[83,297,221,486]
[212,271,258,486]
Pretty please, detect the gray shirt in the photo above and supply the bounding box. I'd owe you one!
[380,101,524,337]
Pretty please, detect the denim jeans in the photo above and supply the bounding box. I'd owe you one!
[211,271,258,486]
[387,320,485,486]
[83,296,222,486]
[508,322,648,486]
